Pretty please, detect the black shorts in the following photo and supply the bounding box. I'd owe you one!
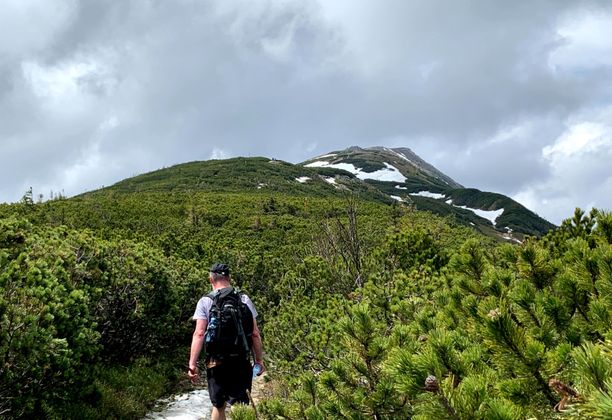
[206,357,253,408]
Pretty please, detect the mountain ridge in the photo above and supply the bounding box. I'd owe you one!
[303,146,463,190]
[82,145,555,239]
[299,146,554,237]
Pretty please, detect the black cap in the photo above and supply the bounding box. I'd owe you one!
[210,263,230,276]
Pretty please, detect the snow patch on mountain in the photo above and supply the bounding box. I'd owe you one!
[390,195,403,201]
[362,163,406,182]
[304,160,330,168]
[295,176,311,183]
[446,198,504,224]
[411,191,446,199]
[305,161,358,174]
[459,206,504,224]
[305,161,406,183]
[502,235,523,244]
[323,177,337,185]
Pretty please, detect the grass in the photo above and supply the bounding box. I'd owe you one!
[57,355,186,420]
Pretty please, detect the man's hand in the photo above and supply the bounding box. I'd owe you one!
[255,360,266,376]
[188,366,199,383]
[251,318,265,377]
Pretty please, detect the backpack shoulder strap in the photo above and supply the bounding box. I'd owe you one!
[233,288,249,303]
[207,287,235,303]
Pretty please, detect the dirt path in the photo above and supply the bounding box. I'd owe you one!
[249,375,266,406]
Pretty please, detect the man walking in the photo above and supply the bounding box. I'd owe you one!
[188,263,265,420]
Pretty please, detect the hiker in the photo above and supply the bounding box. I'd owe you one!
[188,263,265,420]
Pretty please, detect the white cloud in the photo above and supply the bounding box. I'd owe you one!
[23,60,88,98]
[487,120,538,145]
[429,115,559,194]
[512,108,612,223]
[210,148,230,160]
[260,17,297,62]
[549,9,612,71]
[419,61,441,81]
[99,116,119,132]
[543,122,611,159]
[0,0,75,57]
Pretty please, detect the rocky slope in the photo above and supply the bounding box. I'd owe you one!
[301,146,555,238]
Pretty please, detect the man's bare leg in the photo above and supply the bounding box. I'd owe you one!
[211,404,226,420]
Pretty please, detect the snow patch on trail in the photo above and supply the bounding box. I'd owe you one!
[146,389,212,419]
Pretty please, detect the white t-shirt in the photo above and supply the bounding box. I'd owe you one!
[193,288,258,321]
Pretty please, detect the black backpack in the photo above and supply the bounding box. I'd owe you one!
[204,287,254,360]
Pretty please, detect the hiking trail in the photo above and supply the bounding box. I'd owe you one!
[145,375,266,419]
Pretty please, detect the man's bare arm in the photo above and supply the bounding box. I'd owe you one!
[252,318,265,374]
[188,319,207,379]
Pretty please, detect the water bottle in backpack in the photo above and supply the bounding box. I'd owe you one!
[205,312,219,344]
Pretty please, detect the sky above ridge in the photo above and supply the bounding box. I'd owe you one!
[1,0,612,224]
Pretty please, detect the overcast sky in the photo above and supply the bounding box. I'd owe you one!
[1,0,612,224]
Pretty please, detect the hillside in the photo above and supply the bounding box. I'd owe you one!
[2,183,610,419]
[1,150,610,419]
[85,157,392,204]
[301,146,555,238]
[82,147,554,240]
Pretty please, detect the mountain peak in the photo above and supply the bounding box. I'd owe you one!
[346,145,364,152]
[304,145,463,189]
[301,145,554,237]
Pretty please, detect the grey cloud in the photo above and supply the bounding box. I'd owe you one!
[1,0,612,224]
